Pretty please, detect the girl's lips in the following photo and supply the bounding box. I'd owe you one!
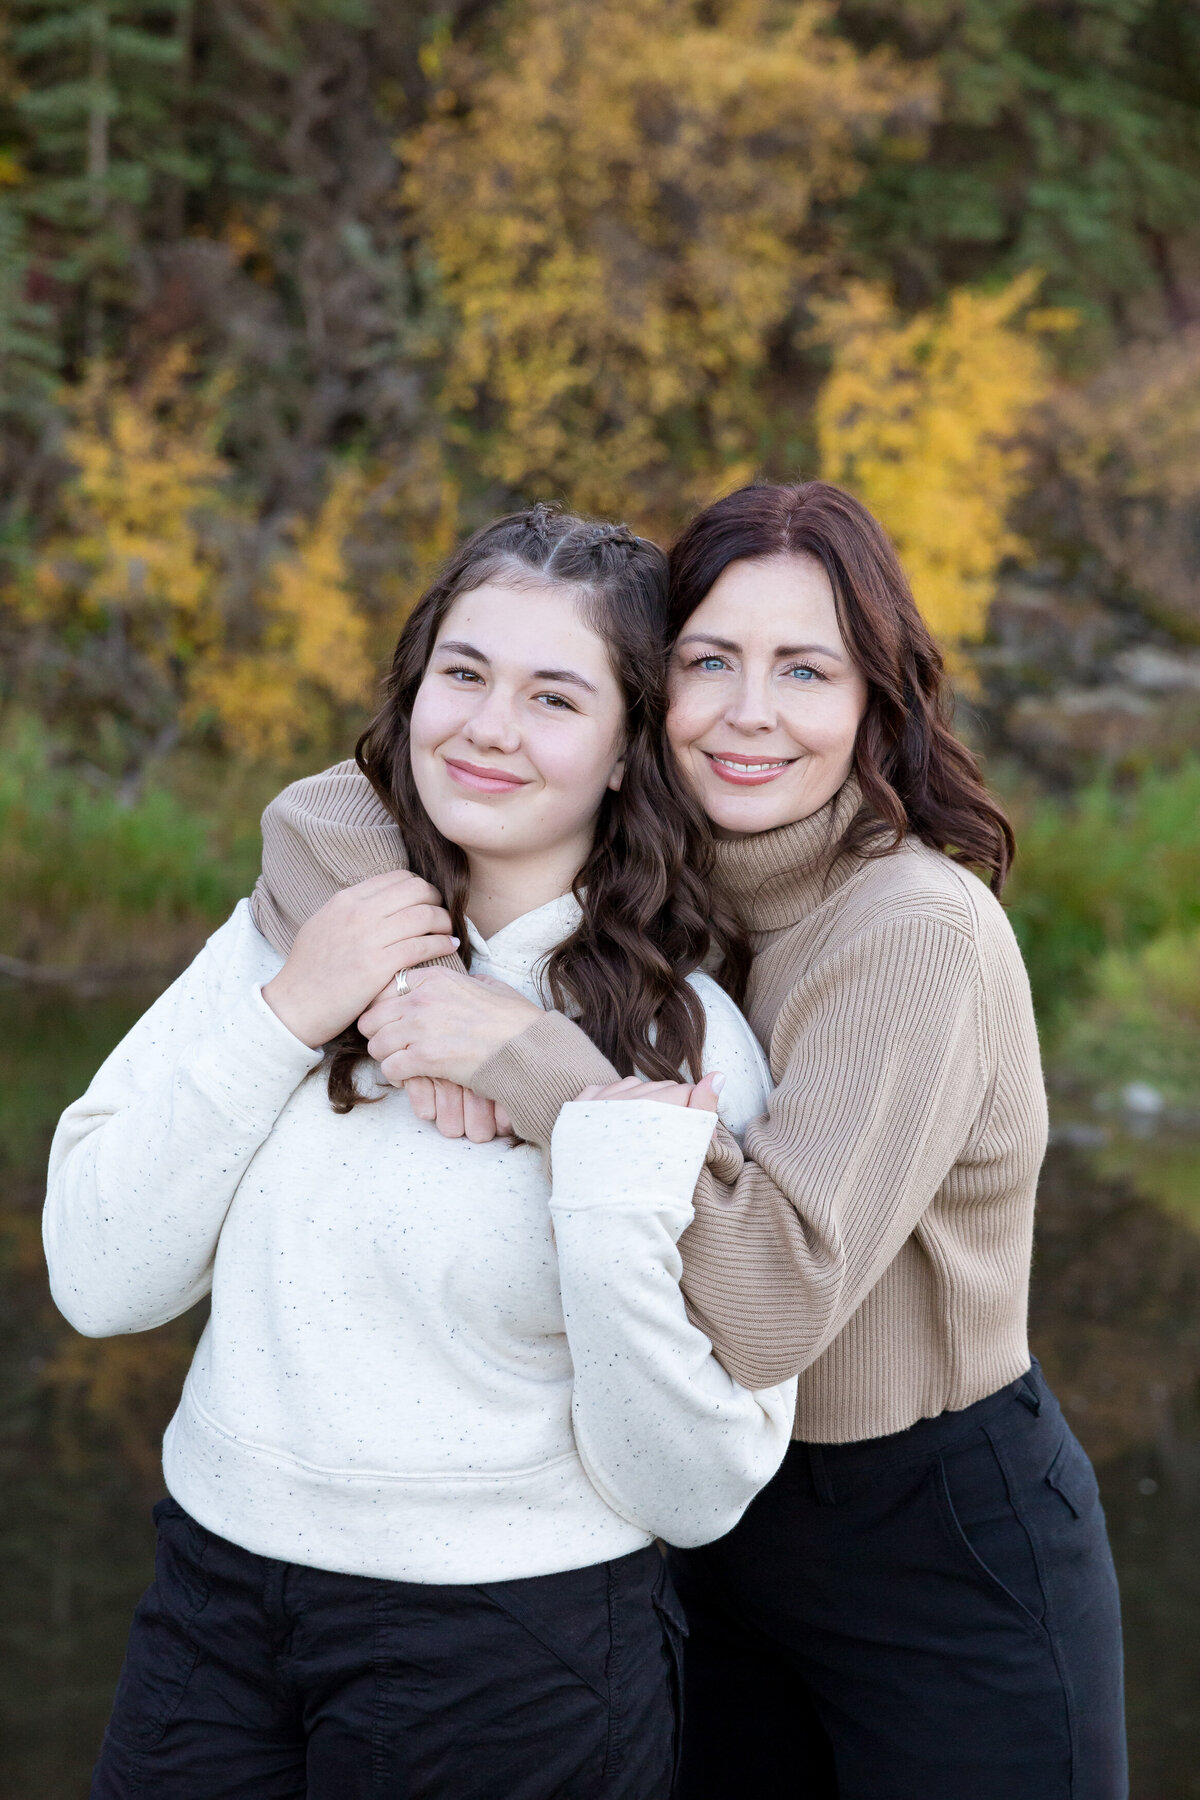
[444,758,530,795]
[703,751,795,787]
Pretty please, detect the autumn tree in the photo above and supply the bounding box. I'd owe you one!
[815,273,1064,649]
[405,0,932,527]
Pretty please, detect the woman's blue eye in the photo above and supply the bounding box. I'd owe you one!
[788,666,819,681]
[698,657,726,672]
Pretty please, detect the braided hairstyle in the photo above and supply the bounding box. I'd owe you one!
[327,505,739,1110]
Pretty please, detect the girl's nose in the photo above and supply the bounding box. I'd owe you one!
[463,693,522,755]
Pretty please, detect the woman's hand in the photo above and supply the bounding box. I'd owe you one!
[262,872,457,1049]
[358,967,543,1089]
[576,1073,725,1111]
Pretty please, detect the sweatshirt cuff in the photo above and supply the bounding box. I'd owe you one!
[472,1012,621,1148]
[185,985,325,1132]
[550,1100,717,1214]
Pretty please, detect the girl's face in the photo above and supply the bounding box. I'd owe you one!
[409,581,627,876]
[667,553,869,837]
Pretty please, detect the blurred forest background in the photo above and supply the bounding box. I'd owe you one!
[2,1,1200,1794]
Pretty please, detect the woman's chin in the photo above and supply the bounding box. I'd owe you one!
[699,779,805,837]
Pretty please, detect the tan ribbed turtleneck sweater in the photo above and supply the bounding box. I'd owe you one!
[251,764,1048,1445]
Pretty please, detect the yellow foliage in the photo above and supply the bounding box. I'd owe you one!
[25,355,382,763]
[189,466,376,761]
[405,0,930,524]
[815,273,1061,650]
[31,349,227,659]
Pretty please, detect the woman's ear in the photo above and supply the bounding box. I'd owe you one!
[607,754,626,794]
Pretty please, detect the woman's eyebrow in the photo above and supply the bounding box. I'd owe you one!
[776,642,846,663]
[676,631,845,662]
[677,632,740,652]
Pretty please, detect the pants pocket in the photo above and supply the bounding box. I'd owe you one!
[1045,1431,1102,1521]
[934,1437,1048,1638]
[475,1563,612,1703]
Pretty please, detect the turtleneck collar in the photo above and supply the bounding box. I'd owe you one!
[711,774,867,933]
[466,891,583,995]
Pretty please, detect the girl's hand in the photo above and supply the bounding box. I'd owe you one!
[405,1076,515,1144]
[358,967,543,1088]
[262,872,457,1049]
[576,1073,725,1112]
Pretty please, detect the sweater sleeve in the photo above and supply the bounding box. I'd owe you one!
[549,1100,795,1547]
[479,912,987,1392]
[680,912,987,1389]
[471,1010,748,1186]
[43,908,324,1338]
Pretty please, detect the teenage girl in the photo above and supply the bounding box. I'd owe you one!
[44,507,795,1800]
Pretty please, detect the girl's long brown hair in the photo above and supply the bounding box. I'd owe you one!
[668,480,1015,905]
[328,504,730,1111]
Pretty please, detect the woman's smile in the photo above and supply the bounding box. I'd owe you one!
[703,750,797,786]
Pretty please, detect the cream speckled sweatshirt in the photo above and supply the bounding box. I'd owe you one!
[43,894,794,1582]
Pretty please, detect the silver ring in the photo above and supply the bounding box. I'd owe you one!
[394,970,410,996]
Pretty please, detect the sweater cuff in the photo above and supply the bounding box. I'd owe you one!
[550,1100,717,1214]
[186,985,325,1132]
[471,1012,620,1149]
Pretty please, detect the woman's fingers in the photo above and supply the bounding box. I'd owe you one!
[686,1071,725,1113]
[574,1074,724,1108]
[365,1019,408,1064]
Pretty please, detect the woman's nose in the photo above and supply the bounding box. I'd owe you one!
[723,674,777,734]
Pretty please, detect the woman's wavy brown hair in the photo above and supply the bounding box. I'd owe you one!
[668,480,1014,910]
[328,503,733,1110]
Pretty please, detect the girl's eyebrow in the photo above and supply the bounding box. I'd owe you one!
[677,632,846,663]
[534,667,597,694]
[436,640,597,694]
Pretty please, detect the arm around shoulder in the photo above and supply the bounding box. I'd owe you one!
[680,908,989,1391]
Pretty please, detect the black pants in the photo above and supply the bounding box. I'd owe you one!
[92,1501,685,1799]
[670,1363,1127,1800]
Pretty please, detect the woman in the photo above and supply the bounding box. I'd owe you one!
[269,483,1127,1798]
[43,506,795,1800]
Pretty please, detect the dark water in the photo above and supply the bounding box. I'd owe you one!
[2,986,1198,1799]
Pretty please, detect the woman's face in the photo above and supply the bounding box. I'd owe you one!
[667,553,869,837]
[409,581,627,875]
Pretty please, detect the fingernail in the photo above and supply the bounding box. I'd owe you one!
[710,1072,726,1095]
[450,936,460,948]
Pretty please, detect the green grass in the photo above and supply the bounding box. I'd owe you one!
[0,711,263,966]
[1004,761,1200,1029]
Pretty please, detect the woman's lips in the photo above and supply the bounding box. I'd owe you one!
[703,751,795,787]
[444,758,530,794]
